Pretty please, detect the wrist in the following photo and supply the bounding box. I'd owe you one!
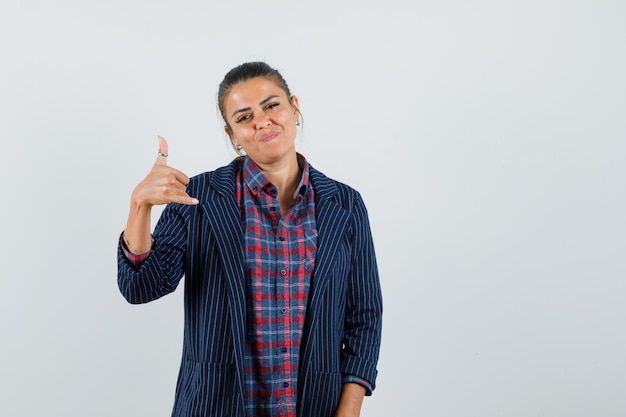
[130,191,154,213]
[122,233,154,255]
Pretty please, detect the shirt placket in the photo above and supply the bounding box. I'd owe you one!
[263,186,292,416]
[277,211,296,415]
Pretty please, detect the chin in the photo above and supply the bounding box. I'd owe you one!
[252,146,296,165]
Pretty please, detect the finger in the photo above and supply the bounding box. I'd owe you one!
[172,168,191,185]
[156,135,169,165]
[175,194,200,205]
[173,177,198,205]
[164,187,199,205]
[162,169,197,204]
[157,165,191,186]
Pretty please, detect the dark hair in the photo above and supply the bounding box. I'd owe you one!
[218,61,295,129]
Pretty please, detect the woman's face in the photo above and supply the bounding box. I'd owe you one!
[224,77,299,166]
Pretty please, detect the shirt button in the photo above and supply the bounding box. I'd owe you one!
[280,269,287,276]
[270,206,276,211]
[278,237,285,241]
[281,307,287,314]
[283,382,289,388]
[281,347,288,353]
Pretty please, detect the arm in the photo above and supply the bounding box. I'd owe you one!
[118,136,199,303]
[334,382,366,417]
[118,204,188,303]
[340,194,383,396]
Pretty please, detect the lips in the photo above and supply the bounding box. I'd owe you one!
[259,131,279,142]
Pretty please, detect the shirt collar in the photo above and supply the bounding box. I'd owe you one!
[242,153,311,199]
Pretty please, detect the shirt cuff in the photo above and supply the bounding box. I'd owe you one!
[342,375,373,396]
[120,234,151,267]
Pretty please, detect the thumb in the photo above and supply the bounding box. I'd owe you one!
[156,135,169,165]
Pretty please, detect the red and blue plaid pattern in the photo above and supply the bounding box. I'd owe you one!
[238,155,317,417]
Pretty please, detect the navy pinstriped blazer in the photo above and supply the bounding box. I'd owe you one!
[118,158,383,417]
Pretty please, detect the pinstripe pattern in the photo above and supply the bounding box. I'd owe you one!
[118,157,382,417]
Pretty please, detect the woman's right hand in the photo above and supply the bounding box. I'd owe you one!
[123,136,198,255]
[131,136,200,208]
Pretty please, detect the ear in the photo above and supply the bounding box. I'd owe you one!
[224,125,233,139]
[291,95,300,117]
[224,125,238,148]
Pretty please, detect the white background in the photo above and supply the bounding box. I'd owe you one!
[1,1,625,416]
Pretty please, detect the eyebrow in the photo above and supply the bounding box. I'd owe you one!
[231,95,280,118]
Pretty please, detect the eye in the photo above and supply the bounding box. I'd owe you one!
[235,114,251,124]
[266,102,280,110]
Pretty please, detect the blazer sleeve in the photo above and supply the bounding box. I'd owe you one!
[340,193,383,394]
[117,203,188,304]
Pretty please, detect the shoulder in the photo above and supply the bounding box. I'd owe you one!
[309,164,364,210]
[186,157,243,200]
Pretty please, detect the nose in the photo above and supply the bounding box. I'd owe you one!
[256,114,272,129]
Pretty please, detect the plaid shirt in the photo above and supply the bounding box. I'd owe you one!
[237,155,317,417]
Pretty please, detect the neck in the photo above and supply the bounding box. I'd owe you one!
[256,153,301,213]
[257,153,301,194]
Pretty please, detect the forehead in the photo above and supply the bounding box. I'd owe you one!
[225,77,287,109]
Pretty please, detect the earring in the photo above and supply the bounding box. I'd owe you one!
[236,144,242,150]
[296,121,301,126]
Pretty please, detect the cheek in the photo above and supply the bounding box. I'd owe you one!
[231,126,249,141]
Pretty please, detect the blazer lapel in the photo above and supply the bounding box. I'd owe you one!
[308,167,351,321]
[200,162,246,383]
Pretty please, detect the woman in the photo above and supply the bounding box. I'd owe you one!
[118,62,382,417]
